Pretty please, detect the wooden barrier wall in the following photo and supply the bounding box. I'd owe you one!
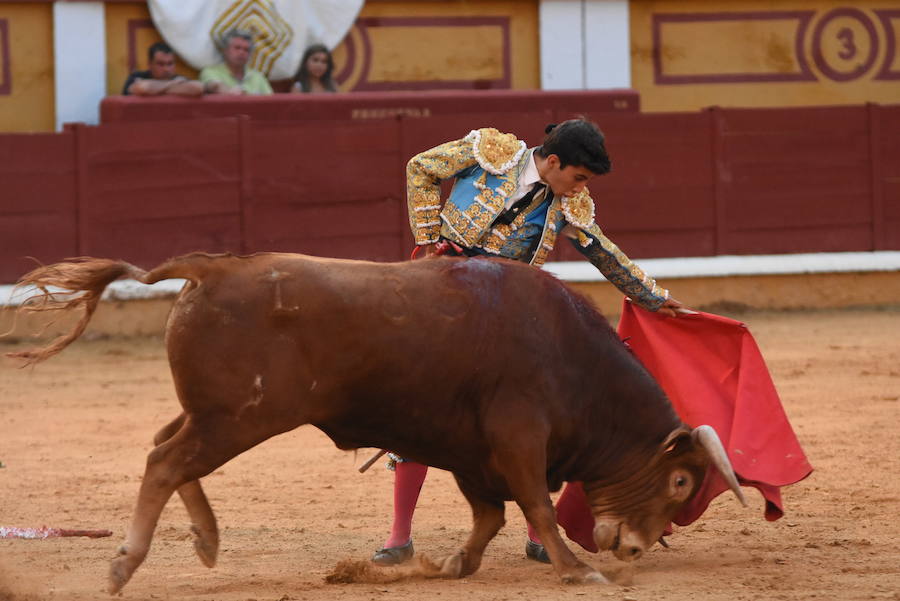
[1,92,898,282]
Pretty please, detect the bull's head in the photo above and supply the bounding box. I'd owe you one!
[586,425,746,562]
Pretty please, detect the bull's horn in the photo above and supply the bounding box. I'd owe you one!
[692,425,748,507]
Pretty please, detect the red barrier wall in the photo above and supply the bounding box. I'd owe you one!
[72,119,244,267]
[248,118,406,261]
[876,104,900,250]
[565,111,717,261]
[715,106,874,255]
[0,133,78,280]
[1,93,898,283]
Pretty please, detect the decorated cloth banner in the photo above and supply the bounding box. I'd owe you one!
[148,0,363,79]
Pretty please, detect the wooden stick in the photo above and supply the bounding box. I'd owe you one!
[358,449,388,473]
[0,526,112,539]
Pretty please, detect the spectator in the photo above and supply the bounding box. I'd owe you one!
[123,42,222,97]
[291,44,338,93]
[200,29,273,95]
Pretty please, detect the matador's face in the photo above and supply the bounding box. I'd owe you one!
[541,155,595,198]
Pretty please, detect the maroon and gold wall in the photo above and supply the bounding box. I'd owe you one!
[633,0,900,111]
[0,3,54,132]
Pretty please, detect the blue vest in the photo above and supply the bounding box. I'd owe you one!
[440,155,567,266]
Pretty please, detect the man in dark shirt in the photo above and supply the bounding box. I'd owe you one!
[123,42,224,96]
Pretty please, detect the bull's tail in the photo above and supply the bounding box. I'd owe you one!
[5,257,149,366]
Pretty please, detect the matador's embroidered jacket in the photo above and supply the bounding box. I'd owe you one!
[407,128,670,311]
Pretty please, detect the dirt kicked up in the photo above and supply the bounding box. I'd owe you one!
[1,308,898,601]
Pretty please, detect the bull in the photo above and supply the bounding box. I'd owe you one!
[7,252,746,593]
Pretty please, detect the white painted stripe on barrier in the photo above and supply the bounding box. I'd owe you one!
[1,279,186,308]
[1,251,898,307]
[544,251,900,282]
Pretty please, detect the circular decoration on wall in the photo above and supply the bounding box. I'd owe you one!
[332,23,368,91]
[148,0,363,80]
[811,8,879,82]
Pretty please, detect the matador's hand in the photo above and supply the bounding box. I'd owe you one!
[656,297,696,318]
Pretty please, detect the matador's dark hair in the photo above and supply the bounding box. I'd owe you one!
[536,118,611,175]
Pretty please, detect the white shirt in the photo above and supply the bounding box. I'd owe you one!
[505,148,581,240]
[505,149,545,210]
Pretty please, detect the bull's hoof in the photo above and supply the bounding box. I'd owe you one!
[439,551,466,578]
[190,524,219,568]
[584,571,609,584]
[560,568,609,585]
[108,548,135,594]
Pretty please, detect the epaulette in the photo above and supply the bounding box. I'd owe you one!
[561,188,596,229]
[465,128,527,175]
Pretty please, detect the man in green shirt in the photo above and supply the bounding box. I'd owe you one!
[200,29,273,95]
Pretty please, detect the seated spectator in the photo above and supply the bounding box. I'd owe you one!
[123,42,223,97]
[291,43,338,94]
[200,29,273,95]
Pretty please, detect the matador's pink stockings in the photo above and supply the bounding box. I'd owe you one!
[384,460,543,548]
[384,460,428,548]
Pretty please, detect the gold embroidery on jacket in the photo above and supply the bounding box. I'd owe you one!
[469,128,527,175]
[406,137,479,244]
[561,188,596,229]
[576,222,670,309]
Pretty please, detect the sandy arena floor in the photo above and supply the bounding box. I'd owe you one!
[1,308,898,601]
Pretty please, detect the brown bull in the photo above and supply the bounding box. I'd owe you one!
[8,252,745,593]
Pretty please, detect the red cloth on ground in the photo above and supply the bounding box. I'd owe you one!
[556,300,813,553]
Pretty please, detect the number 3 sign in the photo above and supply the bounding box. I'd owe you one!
[811,7,894,82]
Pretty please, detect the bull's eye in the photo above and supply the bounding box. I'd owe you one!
[671,472,691,498]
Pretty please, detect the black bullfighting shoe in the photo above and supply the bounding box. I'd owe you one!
[371,539,414,565]
[525,539,551,564]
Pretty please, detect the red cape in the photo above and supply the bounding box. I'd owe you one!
[556,300,813,552]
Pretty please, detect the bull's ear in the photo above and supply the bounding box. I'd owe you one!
[660,426,692,454]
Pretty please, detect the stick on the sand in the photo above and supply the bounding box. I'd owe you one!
[0,526,113,539]
[358,449,388,473]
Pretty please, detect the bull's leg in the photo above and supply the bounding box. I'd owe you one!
[498,451,607,584]
[109,414,283,594]
[178,482,218,567]
[514,493,606,583]
[152,414,219,568]
[434,478,506,578]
